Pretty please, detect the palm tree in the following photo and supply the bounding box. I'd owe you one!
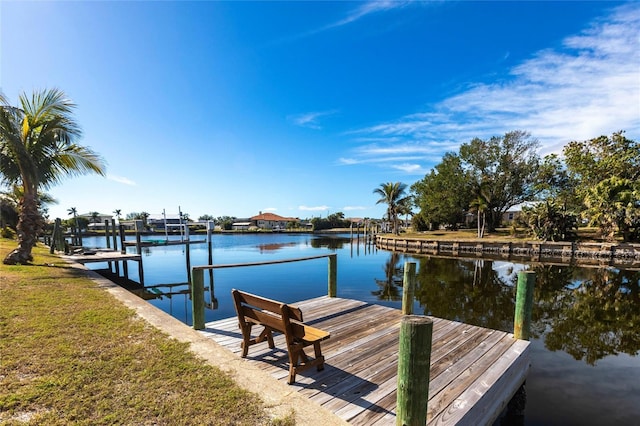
[67,206,80,230]
[1,89,105,264]
[373,182,409,235]
[113,209,121,223]
[470,196,488,238]
[90,211,100,224]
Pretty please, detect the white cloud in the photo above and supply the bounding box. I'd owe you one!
[107,174,136,186]
[390,163,427,175]
[343,205,367,211]
[326,0,411,30]
[263,207,277,212]
[299,205,330,211]
[342,3,640,169]
[288,110,337,129]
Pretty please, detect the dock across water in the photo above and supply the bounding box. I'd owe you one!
[200,296,530,425]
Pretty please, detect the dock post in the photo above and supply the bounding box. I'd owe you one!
[112,219,120,275]
[514,271,535,340]
[402,262,417,315]
[207,221,215,295]
[104,220,113,271]
[397,315,433,426]
[191,268,205,330]
[328,254,337,297]
[119,224,126,254]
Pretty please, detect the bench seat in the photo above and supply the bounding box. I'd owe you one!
[232,289,330,384]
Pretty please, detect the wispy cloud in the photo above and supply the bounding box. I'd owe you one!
[107,175,136,186]
[343,3,640,172]
[263,207,277,212]
[299,205,330,211]
[288,110,337,129]
[324,0,412,30]
[343,205,367,211]
[287,0,413,40]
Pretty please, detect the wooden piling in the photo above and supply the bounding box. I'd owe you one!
[104,220,113,271]
[328,254,337,297]
[191,268,205,330]
[112,219,120,275]
[119,224,126,254]
[514,271,535,340]
[402,262,417,315]
[397,315,433,426]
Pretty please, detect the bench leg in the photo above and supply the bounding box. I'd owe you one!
[314,342,325,371]
[239,323,252,357]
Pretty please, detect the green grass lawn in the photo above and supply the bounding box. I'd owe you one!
[0,239,284,425]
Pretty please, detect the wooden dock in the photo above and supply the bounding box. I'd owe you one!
[62,249,145,285]
[61,248,141,264]
[201,296,530,425]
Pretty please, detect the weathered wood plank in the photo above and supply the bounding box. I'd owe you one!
[200,296,531,425]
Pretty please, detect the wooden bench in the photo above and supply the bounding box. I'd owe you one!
[231,289,330,384]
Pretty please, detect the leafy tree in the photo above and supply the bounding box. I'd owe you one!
[459,130,541,231]
[410,153,471,230]
[373,182,409,235]
[564,131,639,200]
[0,194,18,229]
[199,214,214,221]
[583,177,639,242]
[564,132,640,241]
[311,212,350,231]
[90,211,100,224]
[215,216,236,230]
[520,200,578,241]
[1,89,105,264]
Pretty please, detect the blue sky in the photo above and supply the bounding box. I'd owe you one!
[2,1,639,221]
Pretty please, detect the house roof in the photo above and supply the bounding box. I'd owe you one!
[250,212,298,222]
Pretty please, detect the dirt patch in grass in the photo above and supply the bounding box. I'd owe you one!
[0,239,275,425]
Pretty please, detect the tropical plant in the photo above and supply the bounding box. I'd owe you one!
[520,201,578,242]
[583,177,640,242]
[373,182,409,235]
[470,195,488,238]
[67,206,81,232]
[89,211,100,224]
[113,209,122,221]
[1,89,105,264]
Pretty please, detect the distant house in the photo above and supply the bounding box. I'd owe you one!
[148,214,182,230]
[250,212,299,230]
[232,219,252,231]
[78,212,113,231]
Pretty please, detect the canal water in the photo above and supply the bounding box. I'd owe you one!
[80,233,639,425]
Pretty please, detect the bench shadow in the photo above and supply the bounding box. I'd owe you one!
[245,345,394,420]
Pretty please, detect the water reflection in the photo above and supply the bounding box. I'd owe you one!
[372,252,404,301]
[391,253,640,365]
[535,265,640,365]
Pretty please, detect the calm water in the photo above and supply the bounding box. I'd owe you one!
[81,233,640,425]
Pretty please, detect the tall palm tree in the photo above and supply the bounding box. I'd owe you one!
[1,89,105,264]
[113,209,121,222]
[373,182,409,235]
[67,206,80,231]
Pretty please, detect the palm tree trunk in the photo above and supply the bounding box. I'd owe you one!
[3,192,43,264]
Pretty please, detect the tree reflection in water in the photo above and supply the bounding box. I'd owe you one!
[372,252,404,301]
[384,252,640,365]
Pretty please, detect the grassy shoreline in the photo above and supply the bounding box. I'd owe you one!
[0,239,285,425]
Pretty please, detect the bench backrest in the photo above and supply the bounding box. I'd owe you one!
[232,289,304,335]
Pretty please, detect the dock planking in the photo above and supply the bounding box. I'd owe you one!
[200,296,530,425]
[61,248,141,264]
